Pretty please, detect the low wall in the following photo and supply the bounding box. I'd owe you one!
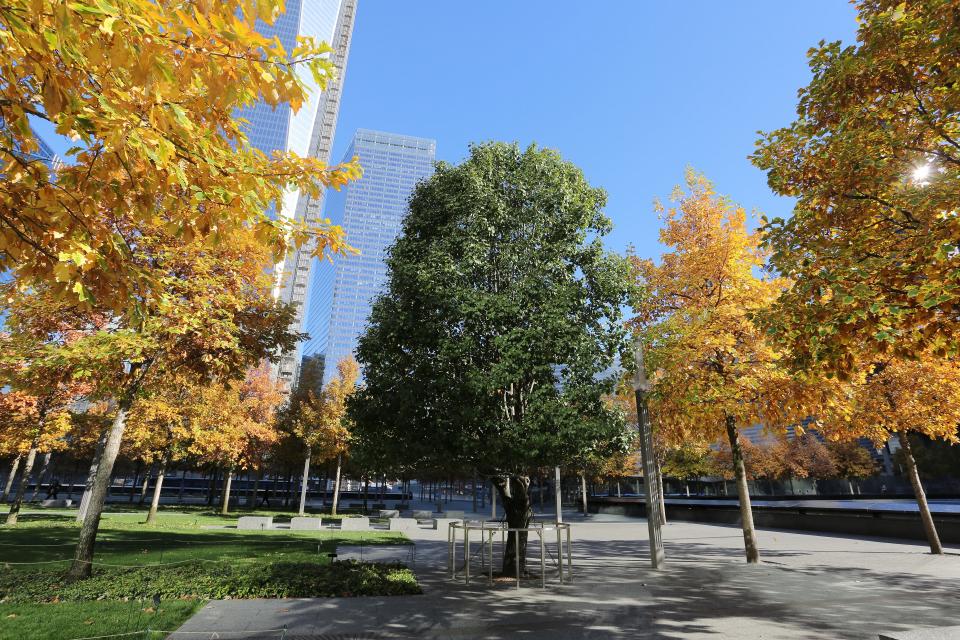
[589,497,960,544]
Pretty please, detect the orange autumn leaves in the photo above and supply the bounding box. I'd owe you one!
[0,0,361,309]
[632,171,960,453]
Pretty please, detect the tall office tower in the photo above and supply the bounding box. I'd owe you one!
[301,129,436,385]
[237,0,358,386]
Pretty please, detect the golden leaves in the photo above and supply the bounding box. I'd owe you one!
[0,0,359,312]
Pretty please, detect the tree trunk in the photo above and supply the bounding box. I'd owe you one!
[580,472,588,515]
[5,446,38,525]
[897,431,943,554]
[28,452,53,503]
[177,469,186,504]
[221,469,233,516]
[138,465,152,506]
[1,455,21,503]
[331,454,343,516]
[68,391,137,581]
[127,463,141,504]
[494,475,532,577]
[363,476,369,511]
[298,447,311,516]
[249,469,262,509]
[656,459,667,526]
[145,456,168,525]
[553,466,562,523]
[77,427,109,523]
[726,416,760,563]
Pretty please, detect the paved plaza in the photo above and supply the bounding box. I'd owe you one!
[172,508,960,639]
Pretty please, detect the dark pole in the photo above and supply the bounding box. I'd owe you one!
[633,338,665,569]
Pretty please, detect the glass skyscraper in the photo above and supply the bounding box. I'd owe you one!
[302,129,436,384]
[237,0,358,385]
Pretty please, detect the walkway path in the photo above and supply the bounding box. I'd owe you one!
[171,508,960,639]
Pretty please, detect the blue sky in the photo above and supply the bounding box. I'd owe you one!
[35,1,859,262]
[330,0,859,260]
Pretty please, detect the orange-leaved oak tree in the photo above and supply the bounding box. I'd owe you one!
[631,171,847,563]
[0,0,360,309]
[828,356,960,554]
[50,227,303,580]
[751,0,960,373]
[299,357,358,516]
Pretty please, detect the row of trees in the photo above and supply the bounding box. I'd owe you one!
[0,0,363,582]
[345,0,960,573]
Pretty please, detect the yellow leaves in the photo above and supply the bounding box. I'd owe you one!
[0,0,360,312]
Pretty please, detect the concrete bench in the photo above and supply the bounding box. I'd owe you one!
[412,510,433,520]
[441,510,464,519]
[388,517,419,531]
[40,499,73,508]
[237,516,273,530]
[434,517,459,532]
[378,509,400,518]
[290,516,323,530]
[339,517,370,531]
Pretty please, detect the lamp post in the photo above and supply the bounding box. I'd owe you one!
[633,337,665,569]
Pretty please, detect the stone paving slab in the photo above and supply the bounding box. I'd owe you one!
[174,515,960,639]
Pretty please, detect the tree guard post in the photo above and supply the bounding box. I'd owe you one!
[633,338,665,569]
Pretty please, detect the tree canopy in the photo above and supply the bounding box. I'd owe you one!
[0,0,360,310]
[752,0,960,373]
[350,142,633,480]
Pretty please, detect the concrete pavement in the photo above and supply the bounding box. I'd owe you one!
[170,506,960,639]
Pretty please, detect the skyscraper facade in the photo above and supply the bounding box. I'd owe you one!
[302,129,436,385]
[238,0,358,386]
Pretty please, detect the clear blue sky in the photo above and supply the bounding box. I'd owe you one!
[35,1,859,262]
[331,0,859,260]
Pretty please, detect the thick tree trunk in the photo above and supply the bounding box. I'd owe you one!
[68,392,137,581]
[76,427,109,523]
[494,475,532,577]
[28,452,52,503]
[580,472,588,515]
[221,469,234,515]
[726,416,760,563]
[5,446,38,525]
[145,456,168,525]
[298,447,311,516]
[331,454,343,515]
[897,431,943,554]
[1,455,21,503]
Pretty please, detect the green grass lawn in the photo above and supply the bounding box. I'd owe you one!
[0,510,419,640]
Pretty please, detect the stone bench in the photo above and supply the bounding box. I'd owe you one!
[40,498,73,508]
[339,517,370,531]
[378,509,400,518]
[412,510,433,520]
[290,516,323,530]
[237,516,273,530]
[441,510,464,519]
[388,517,419,531]
[434,517,459,532]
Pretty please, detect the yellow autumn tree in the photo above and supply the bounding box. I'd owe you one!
[0,0,360,309]
[632,171,846,563]
[298,357,359,516]
[823,356,960,554]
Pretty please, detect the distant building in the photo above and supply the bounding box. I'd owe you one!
[301,129,436,384]
[235,0,359,386]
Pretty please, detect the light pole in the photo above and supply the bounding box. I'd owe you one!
[633,337,665,569]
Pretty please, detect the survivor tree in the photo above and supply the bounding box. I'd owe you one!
[350,142,633,576]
